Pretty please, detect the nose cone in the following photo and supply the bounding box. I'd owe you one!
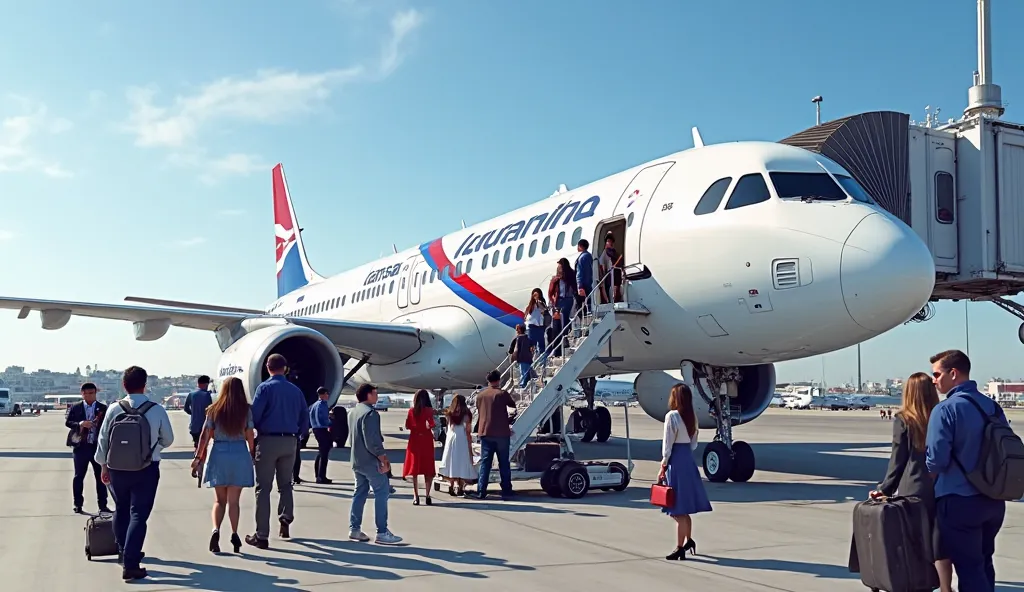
[841,213,935,333]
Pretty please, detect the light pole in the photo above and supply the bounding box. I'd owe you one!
[812,96,823,126]
[965,300,971,356]
[857,343,862,392]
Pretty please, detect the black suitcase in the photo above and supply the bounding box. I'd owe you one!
[84,513,118,560]
[850,496,938,592]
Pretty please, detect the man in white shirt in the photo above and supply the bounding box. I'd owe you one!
[94,366,174,581]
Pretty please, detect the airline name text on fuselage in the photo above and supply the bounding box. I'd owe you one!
[452,195,601,259]
[364,263,402,286]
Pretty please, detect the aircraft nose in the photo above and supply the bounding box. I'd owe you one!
[841,213,935,333]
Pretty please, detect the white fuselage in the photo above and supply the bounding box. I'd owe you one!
[254,142,935,393]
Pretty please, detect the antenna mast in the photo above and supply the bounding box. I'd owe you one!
[965,0,1004,118]
[812,96,823,126]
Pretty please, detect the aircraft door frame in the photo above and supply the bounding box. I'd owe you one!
[609,161,675,266]
[410,258,425,305]
[396,255,417,309]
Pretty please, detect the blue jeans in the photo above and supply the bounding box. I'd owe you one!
[938,494,1005,591]
[477,436,512,496]
[350,468,390,534]
[527,324,546,359]
[518,362,533,387]
[109,462,160,570]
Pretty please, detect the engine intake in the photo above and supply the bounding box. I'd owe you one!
[216,324,346,408]
[634,364,777,428]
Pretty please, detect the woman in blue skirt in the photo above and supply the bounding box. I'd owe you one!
[658,383,712,560]
[191,376,255,554]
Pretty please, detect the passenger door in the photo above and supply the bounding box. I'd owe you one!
[396,255,417,309]
[611,161,675,264]
[410,258,425,306]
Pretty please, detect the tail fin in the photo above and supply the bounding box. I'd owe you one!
[273,164,324,298]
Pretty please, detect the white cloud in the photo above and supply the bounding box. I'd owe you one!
[0,230,15,241]
[174,237,207,248]
[167,150,270,185]
[0,98,74,178]
[379,9,424,78]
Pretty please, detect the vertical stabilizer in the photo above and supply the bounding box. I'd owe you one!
[273,164,324,298]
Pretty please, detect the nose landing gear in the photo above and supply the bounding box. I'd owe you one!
[684,361,757,483]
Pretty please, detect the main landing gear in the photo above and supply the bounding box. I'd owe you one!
[564,377,613,443]
[684,361,756,483]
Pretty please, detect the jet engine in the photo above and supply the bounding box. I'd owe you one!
[633,364,777,428]
[215,324,346,408]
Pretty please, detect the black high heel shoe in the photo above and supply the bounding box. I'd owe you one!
[231,533,242,553]
[209,531,221,553]
[665,546,686,561]
[682,538,697,556]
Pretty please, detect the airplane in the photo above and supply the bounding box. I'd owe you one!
[568,379,636,405]
[0,134,937,483]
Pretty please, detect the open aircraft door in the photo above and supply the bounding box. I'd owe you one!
[607,161,675,265]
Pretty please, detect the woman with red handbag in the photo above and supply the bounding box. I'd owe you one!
[656,384,712,560]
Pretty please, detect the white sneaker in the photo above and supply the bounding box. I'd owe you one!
[375,530,403,545]
[348,530,370,542]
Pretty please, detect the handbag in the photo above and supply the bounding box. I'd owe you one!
[650,477,675,508]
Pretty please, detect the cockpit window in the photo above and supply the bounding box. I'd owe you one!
[835,175,874,204]
[693,177,732,215]
[769,172,848,202]
[724,173,771,210]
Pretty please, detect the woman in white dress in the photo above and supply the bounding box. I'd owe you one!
[439,394,477,496]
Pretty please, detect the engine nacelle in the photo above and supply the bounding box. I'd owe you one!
[634,364,777,428]
[215,324,345,407]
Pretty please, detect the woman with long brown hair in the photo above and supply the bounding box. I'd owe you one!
[867,372,952,591]
[658,383,712,561]
[190,376,255,554]
[402,389,436,505]
[438,394,476,496]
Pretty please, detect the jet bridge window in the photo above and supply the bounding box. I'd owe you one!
[693,177,732,215]
[769,172,848,202]
[725,173,771,210]
[935,172,955,224]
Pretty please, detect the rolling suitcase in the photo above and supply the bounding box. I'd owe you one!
[84,513,118,561]
[850,496,938,592]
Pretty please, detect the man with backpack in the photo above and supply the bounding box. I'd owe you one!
[926,349,1024,591]
[94,366,175,581]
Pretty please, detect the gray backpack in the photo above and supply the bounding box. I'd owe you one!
[105,400,158,471]
[954,395,1024,501]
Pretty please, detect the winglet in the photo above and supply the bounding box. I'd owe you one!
[691,127,705,148]
[273,164,324,298]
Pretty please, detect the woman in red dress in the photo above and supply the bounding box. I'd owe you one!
[403,389,436,505]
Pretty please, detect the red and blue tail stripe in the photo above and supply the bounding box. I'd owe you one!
[419,239,524,328]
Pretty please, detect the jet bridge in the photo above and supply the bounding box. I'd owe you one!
[781,111,1024,342]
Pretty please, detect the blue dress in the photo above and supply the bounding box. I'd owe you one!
[202,409,255,488]
[661,412,713,517]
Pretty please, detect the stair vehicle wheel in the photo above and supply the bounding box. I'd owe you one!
[557,461,590,499]
[729,441,755,483]
[603,461,630,492]
[541,459,566,497]
[579,409,598,443]
[702,441,733,483]
[433,480,441,492]
[594,406,612,442]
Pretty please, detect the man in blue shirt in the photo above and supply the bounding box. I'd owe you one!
[310,386,334,484]
[183,375,214,449]
[926,349,1007,591]
[244,353,310,549]
[574,238,594,326]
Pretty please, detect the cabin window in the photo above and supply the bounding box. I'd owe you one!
[388,281,394,294]
[935,172,955,224]
[627,212,634,227]
[556,231,565,250]
[491,251,499,267]
[694,177,732,215]
[456,261,463,277]
[503,246,512,264]
[342,296,346,306]
[443,266,450,279]
[465,259,473,274]
[541,236,551,254]
[516,244,524,261]
[413,273,418,287]
[400,278,406,292]
[725,173,771,210]
[430,269,436,283]
[481,254,489,269]
[529,239,538,257]
[770,172,847,201]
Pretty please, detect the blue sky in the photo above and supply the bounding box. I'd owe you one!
[2,0,1023,385]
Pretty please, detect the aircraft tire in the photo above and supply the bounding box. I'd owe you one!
[702,441,733,483]
[580,409,598,443]
[1018,322,1024,345]
[594,406,612,442]
[729,441,756,482]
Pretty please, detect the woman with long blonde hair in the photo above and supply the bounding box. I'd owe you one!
[866,372,952,592]
[658,384,712,561]
[190,377,255,554]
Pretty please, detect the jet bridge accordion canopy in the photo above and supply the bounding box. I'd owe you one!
[779,111,911,225]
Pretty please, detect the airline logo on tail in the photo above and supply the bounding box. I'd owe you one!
[273,164,314,298]
[275,223,297,274]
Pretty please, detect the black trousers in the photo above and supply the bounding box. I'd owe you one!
[312,428,333,481]
[72,444,108,509]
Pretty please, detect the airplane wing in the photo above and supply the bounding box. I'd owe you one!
[0,296,423,365]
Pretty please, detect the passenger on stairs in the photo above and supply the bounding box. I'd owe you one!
[509,324,535,389]
[574,239,594,323]
[547,258,576,354]
[659,384,712,561]
[597,233,624,304]
[524,289,549,372]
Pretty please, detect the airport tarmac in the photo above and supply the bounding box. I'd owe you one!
[0,406,1021,591]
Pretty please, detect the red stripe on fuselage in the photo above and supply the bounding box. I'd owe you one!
[427,239,522,317]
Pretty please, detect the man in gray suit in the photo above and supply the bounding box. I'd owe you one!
[347,384,402,545]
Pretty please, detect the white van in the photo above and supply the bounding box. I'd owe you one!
[0,388,20,416]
